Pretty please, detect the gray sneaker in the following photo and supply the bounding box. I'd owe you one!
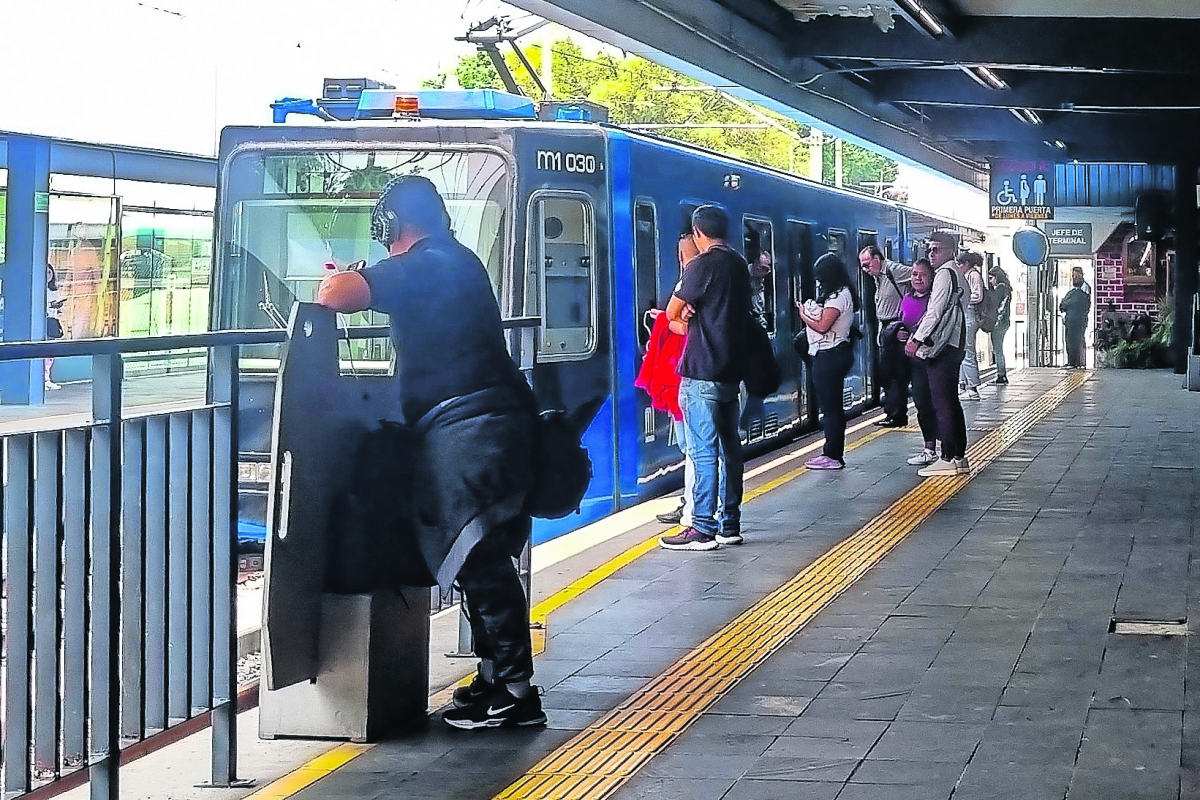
[906,449,938,466]
[954,457,972,475]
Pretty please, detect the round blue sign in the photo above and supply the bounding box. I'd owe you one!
[1012,226,1049,266]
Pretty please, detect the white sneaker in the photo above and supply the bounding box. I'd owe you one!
[906,449,938,466]
[959,389,981,401]
[954,457,971,475]
[918,459,960,477]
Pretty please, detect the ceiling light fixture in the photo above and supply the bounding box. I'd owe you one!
[894,0,944,37]
[960,65,1008,91]
[1044,139,1067,150]
[1009,107,1043,125]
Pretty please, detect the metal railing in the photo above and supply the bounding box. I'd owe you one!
[0,316,540,800]
[0,330,282,800]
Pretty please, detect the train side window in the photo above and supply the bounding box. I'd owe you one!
[786,221,814,302]
[743,216,776,334]
[785,221,814,339]
[634,199,660,349]
[528,192,596,361]
[827,229,848,263]
[857,230,877,254]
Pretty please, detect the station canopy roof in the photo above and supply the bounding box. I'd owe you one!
[507,0,1200,186]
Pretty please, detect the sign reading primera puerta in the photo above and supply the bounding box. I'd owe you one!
[989,159,1054,220]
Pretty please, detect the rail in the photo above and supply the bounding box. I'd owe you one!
[0,316,540,800]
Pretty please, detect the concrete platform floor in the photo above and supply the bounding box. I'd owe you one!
[57,367,1200,800]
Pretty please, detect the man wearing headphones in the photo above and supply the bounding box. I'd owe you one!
[318,175,545,730]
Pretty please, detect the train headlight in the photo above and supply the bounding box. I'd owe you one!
[238,462,273,484]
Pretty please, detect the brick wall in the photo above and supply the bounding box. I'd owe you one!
[1092,221,1163,321]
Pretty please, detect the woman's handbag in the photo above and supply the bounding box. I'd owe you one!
[791,328,808,356]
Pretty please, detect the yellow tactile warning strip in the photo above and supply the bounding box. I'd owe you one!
[247,422,897,799]
[240,744,371,800]
[493,371,1089,800]
[425,427,893,712]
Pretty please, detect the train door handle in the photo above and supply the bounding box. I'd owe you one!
[276,450,293,541]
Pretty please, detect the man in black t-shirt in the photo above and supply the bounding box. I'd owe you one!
[660,205,752,552]
[318,176,545,730]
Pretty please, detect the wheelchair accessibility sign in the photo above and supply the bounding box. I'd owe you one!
[990,159,1054,220]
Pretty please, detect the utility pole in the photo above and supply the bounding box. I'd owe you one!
[808,128,823,182]
[540,27,554,99]
[835,138,844,188]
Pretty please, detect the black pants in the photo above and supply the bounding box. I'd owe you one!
[909,356,938,448]
[812,342,855,461]
[456,516,533,685]
[1065,322,1086,367]
[923,346,967,461]
[878,334,911,422]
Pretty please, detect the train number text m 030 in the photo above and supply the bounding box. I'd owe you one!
[536,150,602,174]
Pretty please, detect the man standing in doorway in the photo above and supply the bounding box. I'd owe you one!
[660,205,752,552]
[859,245,912,427]
[1060,266,1091,368]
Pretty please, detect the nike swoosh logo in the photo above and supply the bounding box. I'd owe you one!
[487,703,516,716]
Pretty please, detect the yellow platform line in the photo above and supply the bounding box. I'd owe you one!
[248,422,897,799]
[239,744,371,800]
[492,372,1088,800]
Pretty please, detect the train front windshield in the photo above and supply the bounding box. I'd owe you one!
[216,146,512,365]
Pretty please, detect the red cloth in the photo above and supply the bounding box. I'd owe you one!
[634,312,685,421]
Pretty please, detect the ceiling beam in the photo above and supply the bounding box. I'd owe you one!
[868,70,1200,111]
[788,16,1200,75]
[919,107,1200,162]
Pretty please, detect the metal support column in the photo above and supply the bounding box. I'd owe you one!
[89,354,123,800]
[204,344,252,788]
[1,134,50,404]
[1173,161,1198,373]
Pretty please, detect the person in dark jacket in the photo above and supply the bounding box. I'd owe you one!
[1059,266,1091,368]
[989,265,1013,384]
[318,175,545,730]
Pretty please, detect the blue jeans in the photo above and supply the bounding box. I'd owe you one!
[672,418,693,527]
[990,323,1009,380]
[679,378,742,537]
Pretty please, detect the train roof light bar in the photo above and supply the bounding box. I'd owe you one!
[1010,107,1044,125]
[960,65,1008,91]
[895,0,945,37]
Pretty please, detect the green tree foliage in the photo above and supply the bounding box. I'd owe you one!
[427,37,898,193]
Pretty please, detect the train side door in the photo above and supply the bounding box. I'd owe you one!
[632,198,663,446]
[826,229,866,411]
[785,220,814,423]
[857,230,879,404]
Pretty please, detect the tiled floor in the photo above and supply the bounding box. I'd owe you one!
[295,368,1199,800]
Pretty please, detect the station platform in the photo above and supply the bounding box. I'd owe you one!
[63,366,1198,800]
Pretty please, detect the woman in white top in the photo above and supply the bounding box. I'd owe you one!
[796,253,859,470]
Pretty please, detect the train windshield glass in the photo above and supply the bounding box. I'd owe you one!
[219,148,511,354]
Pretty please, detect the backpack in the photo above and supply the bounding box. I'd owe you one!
[525,409,593,519]
[744,315,783,398]
[975,271,1000,333]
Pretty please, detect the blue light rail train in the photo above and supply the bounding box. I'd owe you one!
[214,87,982,546]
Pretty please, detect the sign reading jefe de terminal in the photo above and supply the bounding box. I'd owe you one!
[989,159,1055,220]
[1045,222,1093,255]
